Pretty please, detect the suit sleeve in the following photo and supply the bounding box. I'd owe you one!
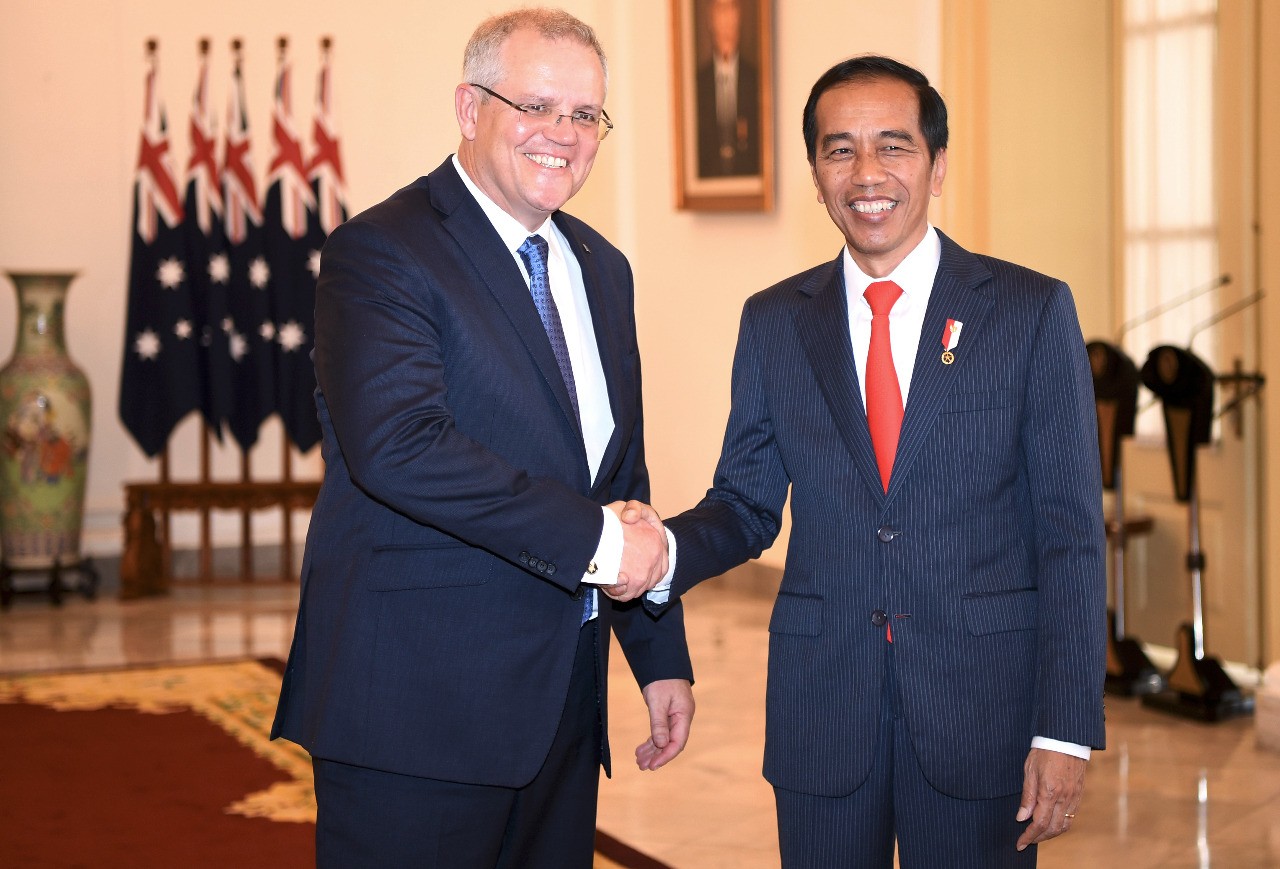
[313,218,604,592]
[600,276,695,687]
[662,299,790,601]
[1023,282,1108,749]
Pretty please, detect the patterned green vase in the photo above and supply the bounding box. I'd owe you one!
[0,272,92,568]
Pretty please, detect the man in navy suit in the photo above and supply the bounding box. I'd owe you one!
[622,56,1106,866]
[271,9,694,867]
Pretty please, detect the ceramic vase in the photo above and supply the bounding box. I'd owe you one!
[0,271,92,568]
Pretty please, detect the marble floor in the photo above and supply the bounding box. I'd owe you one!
[2,579,1279,868]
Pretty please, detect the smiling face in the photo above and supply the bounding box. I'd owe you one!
[809,76,946,277]
[456,29,606,232]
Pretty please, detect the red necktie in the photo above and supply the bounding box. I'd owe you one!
[864,280,904,493]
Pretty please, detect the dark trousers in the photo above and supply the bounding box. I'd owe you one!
[313,621,601,869]
[775,653,1036,869]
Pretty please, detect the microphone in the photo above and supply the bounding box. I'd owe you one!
[1115,273,1230,341]
[1187,290,1265,348]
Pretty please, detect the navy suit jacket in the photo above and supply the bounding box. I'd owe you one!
[271,158,692,788]
[663,232,1107,800]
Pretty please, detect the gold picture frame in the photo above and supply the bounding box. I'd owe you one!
[671,0,775,211]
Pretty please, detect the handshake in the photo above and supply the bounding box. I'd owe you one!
[601,500,668,602]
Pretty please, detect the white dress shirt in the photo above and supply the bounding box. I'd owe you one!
[713,53,740,129]
[843,226,941,408]
[453,156,625,615]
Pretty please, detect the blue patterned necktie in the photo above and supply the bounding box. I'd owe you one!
[518,235,580,426]
[517,234,592,622]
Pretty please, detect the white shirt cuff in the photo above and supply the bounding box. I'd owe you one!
[644,529,677,605]
[1031,736,1091,761]
[581,507,621,585]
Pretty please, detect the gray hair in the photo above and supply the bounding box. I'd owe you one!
[462,8,609,95]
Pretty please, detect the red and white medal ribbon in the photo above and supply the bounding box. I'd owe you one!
[941,319,963,363]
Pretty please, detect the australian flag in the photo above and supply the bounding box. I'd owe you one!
[222,41,275,451]
[119,42,200,458]
[307,38,348,239]
[183,39,231,438]
[263,38,321,453]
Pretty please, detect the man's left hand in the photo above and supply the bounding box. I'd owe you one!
[1016,747,1086,850]
[635,679,694,771]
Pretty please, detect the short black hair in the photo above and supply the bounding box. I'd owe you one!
[802,55,948,163]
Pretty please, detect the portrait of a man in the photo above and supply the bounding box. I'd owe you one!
[695,0,761,178]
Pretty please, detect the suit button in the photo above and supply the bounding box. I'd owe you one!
[871,610,888,627]
[536,559,547,572]
[877,525,900,542]
[545,564,556,576]
[519,551,530,564]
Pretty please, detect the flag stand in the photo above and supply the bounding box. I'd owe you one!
[119,426,319,597]
[116,35,340,598]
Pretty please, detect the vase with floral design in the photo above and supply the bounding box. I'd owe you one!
[0,271,92,569]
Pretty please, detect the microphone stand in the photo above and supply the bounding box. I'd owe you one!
[1142,469,1254,721]
[1104,461,1164,695]
[1139,334,1262,723]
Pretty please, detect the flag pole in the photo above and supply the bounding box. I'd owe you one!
[197,36,214,583]
[159,448,172,583]
[149,37,174,585]
[282,428,294,581]
[199,422,212,581]
[240,447,254,581]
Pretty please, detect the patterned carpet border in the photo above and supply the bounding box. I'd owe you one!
[0,658,314,822]
[0,658,672,868]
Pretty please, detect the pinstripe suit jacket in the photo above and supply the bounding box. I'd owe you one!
[664,231,1107,800]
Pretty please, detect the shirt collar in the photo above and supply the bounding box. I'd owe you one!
[713,53,740,75]
[842,225,942,310]
[452,153,554,255]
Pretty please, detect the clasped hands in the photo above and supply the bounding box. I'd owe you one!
[603,500,666,602]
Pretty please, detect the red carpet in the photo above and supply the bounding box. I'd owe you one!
[0,660,670,869]
[0,702,314,868]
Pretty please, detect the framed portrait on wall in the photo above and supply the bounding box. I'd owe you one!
[670,0,775,211]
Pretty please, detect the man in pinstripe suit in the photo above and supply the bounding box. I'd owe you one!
[618,55,1107,866]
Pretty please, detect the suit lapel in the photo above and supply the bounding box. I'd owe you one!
[887,232,995,500]
[430,161,587,453]
[554,214,629,493]
[794,256,885,499]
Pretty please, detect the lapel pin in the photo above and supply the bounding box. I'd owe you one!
[941,319,963,365]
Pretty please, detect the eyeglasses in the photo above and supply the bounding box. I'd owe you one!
[469,83,614,141]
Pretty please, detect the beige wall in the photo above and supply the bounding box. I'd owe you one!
[986,0,1113,341]
[620,3,943,569]
[0,0,1198,612]
[0,0,943,563]
[0,0,619,553]
[1260,0,1280,666]
[941,0,1113,336]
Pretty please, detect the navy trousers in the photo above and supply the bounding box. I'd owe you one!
[775,650,1036,868]
[313,621,601,869]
